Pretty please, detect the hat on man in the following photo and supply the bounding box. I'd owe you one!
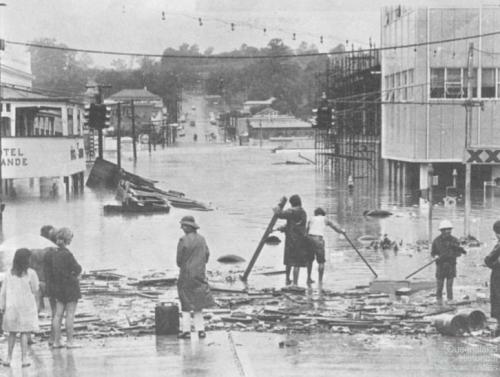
[438,219,453,230]
[180,215,199,229]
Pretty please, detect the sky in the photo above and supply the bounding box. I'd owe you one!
[0,0,491,67]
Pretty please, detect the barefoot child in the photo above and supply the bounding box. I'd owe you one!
[0,248,40,368]
[306,207,344,287]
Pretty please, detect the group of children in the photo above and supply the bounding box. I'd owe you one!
[0,225,82,368]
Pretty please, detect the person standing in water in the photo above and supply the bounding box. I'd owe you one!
[306,207,344,288]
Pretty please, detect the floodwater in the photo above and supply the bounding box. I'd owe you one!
[3,133,500,376]
[1,142,499,292]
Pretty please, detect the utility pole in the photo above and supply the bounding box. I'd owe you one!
[117,102,121,168]
[259,120,263,148]
[131,100,137,162]
[464,43,474,237]
[428,163,433,247]
[96,87,104,159]
[148,123,152,154]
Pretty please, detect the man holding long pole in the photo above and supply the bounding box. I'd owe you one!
[431,220,466,304]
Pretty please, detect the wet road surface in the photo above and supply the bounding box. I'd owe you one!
[2,331,497,377]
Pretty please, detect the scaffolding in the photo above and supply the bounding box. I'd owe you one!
[315,45,382,194]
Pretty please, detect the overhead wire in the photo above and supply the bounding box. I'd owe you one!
[160,10,360,47]
[7,29,500,60]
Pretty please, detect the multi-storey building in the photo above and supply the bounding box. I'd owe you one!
[381,5,500,194]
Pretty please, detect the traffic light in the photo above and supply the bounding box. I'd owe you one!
[83,104,91,129]
[86,103,110,129]
[314,104,334,129]
[104,105,112,129]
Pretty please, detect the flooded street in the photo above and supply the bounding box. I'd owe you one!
[2,142,499,293]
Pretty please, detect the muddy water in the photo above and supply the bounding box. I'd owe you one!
[1,144,499,292]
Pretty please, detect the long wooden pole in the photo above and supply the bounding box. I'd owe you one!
[405,258,439,280]
[343,233,378,278]
[131,100,137,162]
[241,197,287,281]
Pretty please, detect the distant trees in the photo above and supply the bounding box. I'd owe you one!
[29,38,326,119]
[29,38,91,96]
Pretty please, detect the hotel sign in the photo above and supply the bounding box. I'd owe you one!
[1,137,86,179]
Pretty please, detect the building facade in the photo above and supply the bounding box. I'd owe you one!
[381,5,500,193]
[1,44,86,198]
[237,108,314,148]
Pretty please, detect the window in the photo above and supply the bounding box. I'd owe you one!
[431,68,480,99]
[401,71,408,101]
[446,68,462,98]
[482,68,495,98]
[6,104,10,112]
[430,68,445,98]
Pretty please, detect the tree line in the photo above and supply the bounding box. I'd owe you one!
[28,38,333,120]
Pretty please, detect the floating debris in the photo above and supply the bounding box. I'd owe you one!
[363,209,393,218]
[217,254,246,264]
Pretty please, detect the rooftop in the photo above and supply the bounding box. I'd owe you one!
[109,88,162,102]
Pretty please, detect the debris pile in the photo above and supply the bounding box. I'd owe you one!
[32,268,497,343]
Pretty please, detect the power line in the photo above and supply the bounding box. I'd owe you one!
[161,10,366,47]
[7,29,500,60]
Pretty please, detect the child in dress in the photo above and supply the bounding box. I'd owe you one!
[0,248,40,368]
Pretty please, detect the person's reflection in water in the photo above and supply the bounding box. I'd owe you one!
[180,336,208,377]
[47,348,77,377]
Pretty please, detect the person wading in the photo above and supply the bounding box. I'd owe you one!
[274,194,308,286]
[305,207,344,288]
[484,220,500,337]
[176,215,215,339]
[431,220,466,304]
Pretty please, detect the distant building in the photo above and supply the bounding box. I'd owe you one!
[106,87,167,138]
[242,97,276,113]
[0,44,86,198]
[381,5,500,192]
[237,107,314,148]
